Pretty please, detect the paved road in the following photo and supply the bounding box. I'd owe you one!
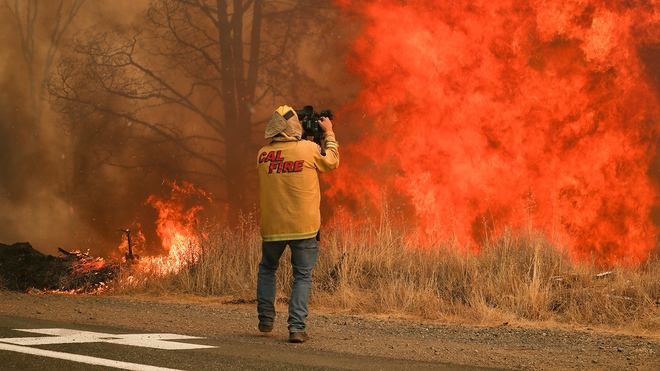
[0,315,500,370]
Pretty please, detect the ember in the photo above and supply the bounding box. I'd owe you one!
[331,0,660,265]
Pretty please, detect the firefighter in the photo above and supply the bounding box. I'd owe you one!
[256,105,339,343]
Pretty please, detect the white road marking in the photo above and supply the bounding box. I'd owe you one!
[0,342,184,371]
[0,328,216,370]
[0,328,215,349]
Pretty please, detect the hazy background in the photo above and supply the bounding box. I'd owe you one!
[1,1,150,255]
[0,0,358,257]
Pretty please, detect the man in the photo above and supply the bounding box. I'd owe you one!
[256,105,339,343]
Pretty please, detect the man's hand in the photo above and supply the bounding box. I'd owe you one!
[319,117,333,134]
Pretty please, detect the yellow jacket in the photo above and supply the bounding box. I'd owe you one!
[257,135,339,242]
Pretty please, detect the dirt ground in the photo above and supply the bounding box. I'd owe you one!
[0,290,658,370]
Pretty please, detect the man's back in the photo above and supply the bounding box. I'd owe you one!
[257,139,339,242]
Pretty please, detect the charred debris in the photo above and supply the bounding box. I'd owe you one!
[0,242,119,293]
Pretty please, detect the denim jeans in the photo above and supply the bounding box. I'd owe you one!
[257,237,319,332]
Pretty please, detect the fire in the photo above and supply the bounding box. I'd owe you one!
[330,0,660,265]
[121,181,211,275]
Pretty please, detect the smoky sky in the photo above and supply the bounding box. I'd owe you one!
[0,0,357,258]
[0,1,153,256]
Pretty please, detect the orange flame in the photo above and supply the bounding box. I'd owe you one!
[121,181,211,275]
[331,0,660,265]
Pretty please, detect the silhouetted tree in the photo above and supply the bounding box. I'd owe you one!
[46,0,340,225]
[5,0,84,138]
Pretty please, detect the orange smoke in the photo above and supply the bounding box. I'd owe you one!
[330,0,660,265]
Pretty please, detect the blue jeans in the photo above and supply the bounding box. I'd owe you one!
[257,237,319,332]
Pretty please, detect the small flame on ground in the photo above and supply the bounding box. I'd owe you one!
[120,181,211,276]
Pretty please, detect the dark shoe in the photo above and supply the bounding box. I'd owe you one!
[288,331,310,343]
[259,323,273,333]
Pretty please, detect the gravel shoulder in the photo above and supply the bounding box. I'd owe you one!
[0,290,658,370]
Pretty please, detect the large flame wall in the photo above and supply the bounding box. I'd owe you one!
[330,0,660,264]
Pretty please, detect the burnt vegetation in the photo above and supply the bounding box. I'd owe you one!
[0,242,118,293]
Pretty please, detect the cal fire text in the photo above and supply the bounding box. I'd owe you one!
[259,150,304,174]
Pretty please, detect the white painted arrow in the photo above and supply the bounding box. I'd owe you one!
[0,328,215,350]
[0,328,216,371]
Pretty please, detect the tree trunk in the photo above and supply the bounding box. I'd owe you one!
[216,0,258,225]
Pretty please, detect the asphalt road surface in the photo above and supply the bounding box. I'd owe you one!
[0,315,501,370]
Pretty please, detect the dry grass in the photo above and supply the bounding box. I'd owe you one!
[110,212,660,331]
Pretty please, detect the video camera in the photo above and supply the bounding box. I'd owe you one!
[295,105,333,154]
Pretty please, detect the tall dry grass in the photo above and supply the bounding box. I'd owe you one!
[110,212,660,331]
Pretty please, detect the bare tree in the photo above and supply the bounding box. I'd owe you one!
[46,0,339,226]
[4,0,84,138]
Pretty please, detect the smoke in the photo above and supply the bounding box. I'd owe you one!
[0,1,150,256]
[0,1,356,258]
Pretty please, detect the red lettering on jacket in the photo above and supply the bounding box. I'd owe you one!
[261,149,305,174]
[267,160,305,174]
[259,150,285,163]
